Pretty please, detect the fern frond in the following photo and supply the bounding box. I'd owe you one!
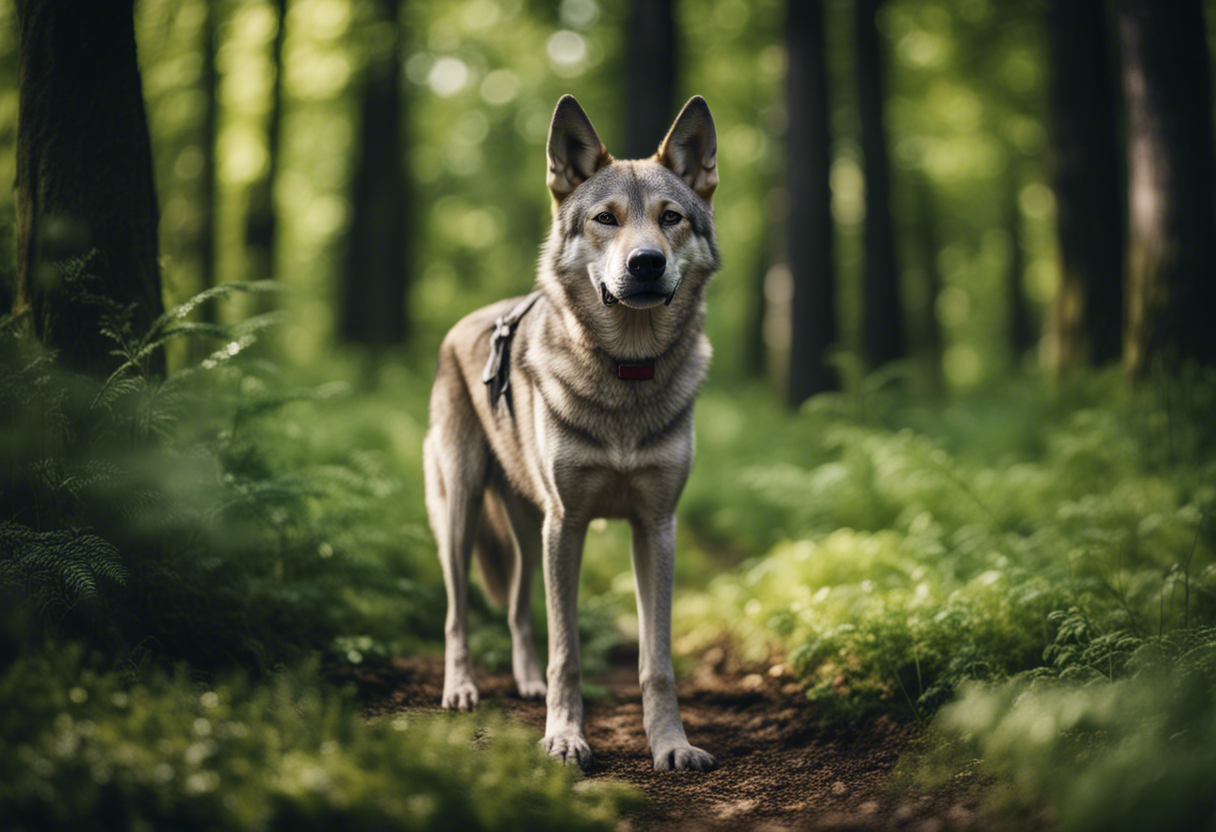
[145,281,285,337]
[0,523,126,617]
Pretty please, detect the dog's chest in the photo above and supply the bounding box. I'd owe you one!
[534,386,695,518]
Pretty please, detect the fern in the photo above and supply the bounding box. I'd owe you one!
[0,522,126,617]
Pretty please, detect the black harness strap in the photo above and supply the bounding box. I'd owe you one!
[482,291,542,411]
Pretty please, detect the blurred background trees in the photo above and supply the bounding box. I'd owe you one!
[13,0,165,376]
[2,0,1216,397]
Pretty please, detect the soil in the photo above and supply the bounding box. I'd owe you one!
[344,654,998,832]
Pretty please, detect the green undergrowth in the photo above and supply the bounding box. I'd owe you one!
[0,649,637,832]
[0,275,448,671]
[922,629,1216,831]
[676,372,1216,719]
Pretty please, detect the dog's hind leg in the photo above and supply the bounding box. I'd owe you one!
[631,514,715,771]
[424,399,489,712]
[495,486,546,699]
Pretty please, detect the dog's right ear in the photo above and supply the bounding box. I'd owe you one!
[547,95,612,207]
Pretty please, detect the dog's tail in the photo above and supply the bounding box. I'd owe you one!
[473,487,512,606]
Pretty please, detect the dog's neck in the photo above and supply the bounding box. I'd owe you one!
[543,279,706,367]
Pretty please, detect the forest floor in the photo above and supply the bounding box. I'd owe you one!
[345,653,1003,832]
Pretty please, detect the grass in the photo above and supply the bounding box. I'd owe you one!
[0,649,639,832]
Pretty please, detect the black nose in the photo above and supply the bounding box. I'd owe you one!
[626,248,666,280]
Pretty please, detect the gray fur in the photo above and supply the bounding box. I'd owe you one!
[423,95,720,771]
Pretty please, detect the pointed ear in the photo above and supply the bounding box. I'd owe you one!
[546,95,612,205]
[656,96,718,203]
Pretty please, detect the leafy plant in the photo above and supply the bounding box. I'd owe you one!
[675,374,1216,718]
[927,629,1216,831]
[0,270,443,672]
[0,649,639,832]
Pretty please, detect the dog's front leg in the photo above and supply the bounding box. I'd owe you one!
[632,515,715,771]
[539,512,592,768]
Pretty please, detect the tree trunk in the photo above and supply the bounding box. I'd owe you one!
[856,0,904,371]
[14,0,165,376]
[910,174,944,394]
[624,0,676,160]
[192,0,220,358]
[1007,181,1034,362]
[1047,0,1124,371]
[244,0,288,300]
[742,236,773,379]
[340,0,408,349]
[787,0,838,406]
[1119,0,1216,379]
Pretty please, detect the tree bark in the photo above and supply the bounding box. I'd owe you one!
[787,0,838,406]
[1119,0,1216,379]
[856,0,904,371]
[910,175,943,394]
[1007,181,1034,362]
[244,0,288,300]
[14,0,165,376]
[192,0,220,355]
[340,0,409,349]
[1047,0,1124,371]
[624,0,677,160]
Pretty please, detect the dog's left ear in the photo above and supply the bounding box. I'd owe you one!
[657,96,718,203]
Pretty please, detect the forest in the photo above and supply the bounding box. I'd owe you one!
[2,0,1216,829]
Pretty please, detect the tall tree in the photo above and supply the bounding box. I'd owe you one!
[856,0,904,370]
[14,0,165,376]
[624,0,676,159]
[1047,0,1124,371]
[340,0,409,350]
[910,174,944,394]
[1119,0,1216,380]
[1006,182,1034,361]
[786,0,838,406]
[244,0,288,297]
[194,0,220,348]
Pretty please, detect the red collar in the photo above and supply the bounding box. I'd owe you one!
[617,360,655,380]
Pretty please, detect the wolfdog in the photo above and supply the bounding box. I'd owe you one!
[423,94,719,771]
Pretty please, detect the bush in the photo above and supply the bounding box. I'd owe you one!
[0,649,638,832]
[675,374,1216,717]
[929,630,1216,831]
[0,282,445,672]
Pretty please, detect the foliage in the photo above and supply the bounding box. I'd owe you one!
[675,373,1216,718]
[0,277,443,672]
[0,649,638,832]
[928,629,1216,831]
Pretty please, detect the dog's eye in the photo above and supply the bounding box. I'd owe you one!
[661,210,683,226]
[594,211,618,226]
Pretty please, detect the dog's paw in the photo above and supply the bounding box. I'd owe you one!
[441,681,479,711]
[653,743,715,772]
[516,678,547,699]
[540,732,592,768]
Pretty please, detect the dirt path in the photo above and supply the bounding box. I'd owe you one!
[347,655,994,831]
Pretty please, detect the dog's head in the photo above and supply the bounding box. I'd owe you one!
[541,95,720,340]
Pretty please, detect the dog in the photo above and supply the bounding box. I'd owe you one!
[423,94,719,771]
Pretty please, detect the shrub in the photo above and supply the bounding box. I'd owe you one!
[929,630,1216,831]
[675,374,1216,718]
[0,649,638,832]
